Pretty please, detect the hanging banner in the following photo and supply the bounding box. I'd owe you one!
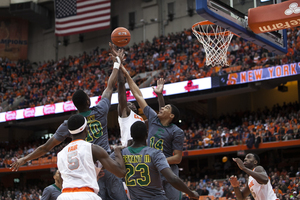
[0,18,28,60]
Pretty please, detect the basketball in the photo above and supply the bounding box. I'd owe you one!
[222,156,228,163]
[111,27,131,47]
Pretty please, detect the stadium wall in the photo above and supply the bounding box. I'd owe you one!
[0,0,9,7]
[28,0,204,62]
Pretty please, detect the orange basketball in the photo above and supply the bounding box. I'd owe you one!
[222,156,228,163]
[111,27,131,47]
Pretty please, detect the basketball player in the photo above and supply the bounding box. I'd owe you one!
[122,121,199,200]
[41,169,62,200]
[11,44,129,200]
[57,114,126,200]
[229,153,278,200]
[120,65,184,200]
[117,69,144,147]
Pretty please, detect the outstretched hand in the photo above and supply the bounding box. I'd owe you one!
[229,175,239,187]
[109,42,126,62]
[10,157,26,171]
[110,49,125,64]
[109,42,118,56]
[188,191,199,199]
[232,158,246,171]
[152,78,164,94]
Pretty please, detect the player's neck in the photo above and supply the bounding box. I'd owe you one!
[78,107,90,113]
[55,180,62,190]
[131,141,146,148]
[159,118,171,126]
[72,135,85,141]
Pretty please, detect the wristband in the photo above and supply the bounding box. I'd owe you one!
[113,56,121,69]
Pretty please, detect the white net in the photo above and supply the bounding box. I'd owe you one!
[192,21,234,67]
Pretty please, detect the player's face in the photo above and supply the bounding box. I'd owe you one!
[243,153,256,169]
[54,170,62,182]
[157,104,173,119]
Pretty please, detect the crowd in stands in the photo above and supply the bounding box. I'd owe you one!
[0,101,299,199]
[0,186,41,200]
[180,164,300,200]
[0,138,70,169]
[1,26,300,112]
[181,101,300,151]
[1,101,299,169]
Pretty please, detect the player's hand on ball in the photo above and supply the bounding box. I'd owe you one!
[229,175,239,187]
[10,157,26,171]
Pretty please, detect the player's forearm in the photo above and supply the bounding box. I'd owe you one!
[168,175,195,197]
[113,150,126,177]
[166,154,182,165]
[243,168,268,184]
[157,93,165,110]
[102,68,119,100]
[24,145,50,162]
[107,68,119,89]
[118,70,128,115]
[123,70,143,99]
[232,187,244,200]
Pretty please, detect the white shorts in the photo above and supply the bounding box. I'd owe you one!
[57,192,101,200]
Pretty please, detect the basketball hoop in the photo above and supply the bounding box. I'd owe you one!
[192,21,234,67]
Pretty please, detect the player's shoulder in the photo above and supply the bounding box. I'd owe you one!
[145,146,164,155]
[44,184,54,190]
[254,165,266,172]
[170,123,183,133]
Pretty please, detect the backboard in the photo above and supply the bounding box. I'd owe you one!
[195,0,287,54]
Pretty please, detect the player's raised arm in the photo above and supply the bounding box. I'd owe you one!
[101,43,124,101]
[92,144,126,178]
[117,69,130,117]
[161,168,199,199]
[120,64,148,111]
[152,78,165,110]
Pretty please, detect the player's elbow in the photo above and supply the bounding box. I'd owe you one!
[173,155,182,164]
[116,169,126,178]
[262,177,269,184]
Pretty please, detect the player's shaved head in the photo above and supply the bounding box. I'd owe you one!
[72,90,89,111]
[131,121,147,142]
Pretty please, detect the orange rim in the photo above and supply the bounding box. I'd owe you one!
[192,20,238,37]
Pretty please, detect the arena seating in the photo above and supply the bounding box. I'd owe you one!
[1,27,299,112]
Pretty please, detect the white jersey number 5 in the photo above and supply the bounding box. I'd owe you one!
[68,151,79,170]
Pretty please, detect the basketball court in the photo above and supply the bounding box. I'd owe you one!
[192,0,300,68]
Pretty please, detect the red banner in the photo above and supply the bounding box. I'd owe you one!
[0,18,28,60]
